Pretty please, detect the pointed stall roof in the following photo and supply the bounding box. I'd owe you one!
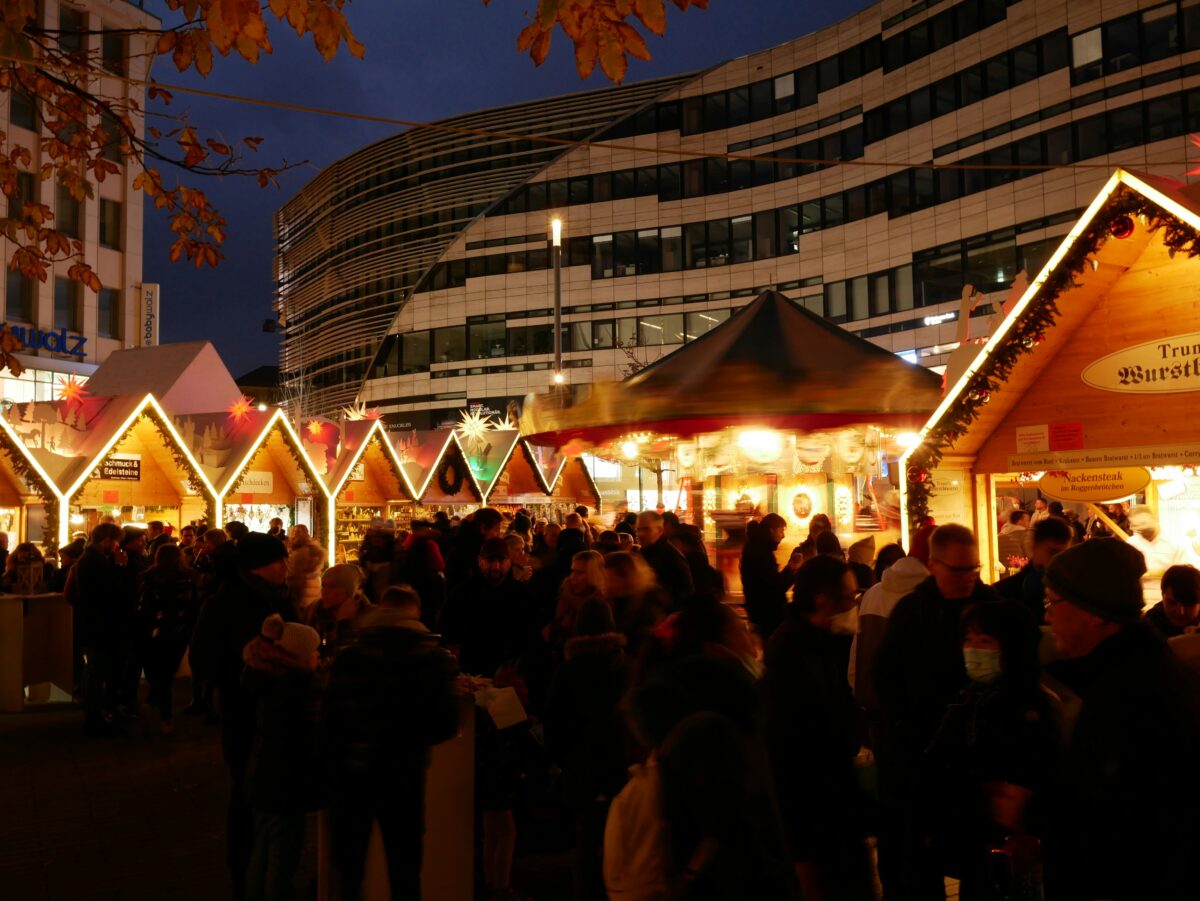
[522,290,942,446]
[324,420,415,499]
[900,168,1200,535]
[84,342,243,415]
[211,408,330,499]
[387,430,457,499]
[417,431,484,504]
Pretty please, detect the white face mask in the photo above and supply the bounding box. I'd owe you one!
[829,606,859,636]
[963,647,1002,685]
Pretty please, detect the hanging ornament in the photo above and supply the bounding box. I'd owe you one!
[1022,336,1036,349]
[907,465,929,484]
[1109,215,1134,239]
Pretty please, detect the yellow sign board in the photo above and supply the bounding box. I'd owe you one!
[1038,468,1151,503]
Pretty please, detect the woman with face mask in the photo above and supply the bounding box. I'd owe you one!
[923,601,1060,900]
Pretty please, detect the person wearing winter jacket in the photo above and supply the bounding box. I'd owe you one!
[323,585,460,901]
[285,524,325,613]
[849,555,929,709]
[241,615,323,901]
[138,543,200,732]
[545,600,633,901]
[75,522,129,735]
[740,514,801,640]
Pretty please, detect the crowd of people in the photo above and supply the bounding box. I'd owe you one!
[58,497,1200,900]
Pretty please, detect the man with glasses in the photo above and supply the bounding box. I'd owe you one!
[873,523,1001,900]
[1042,539,1200,900]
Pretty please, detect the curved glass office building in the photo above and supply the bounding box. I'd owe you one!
[277,0,1200,425]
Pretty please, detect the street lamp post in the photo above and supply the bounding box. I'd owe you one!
[551,218,564,396]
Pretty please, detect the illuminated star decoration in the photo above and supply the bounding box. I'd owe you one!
[306,419,326,440]
[341,399,383,422]
[56,374,90,407]
[456,409,496,457]
[227,395,254,421]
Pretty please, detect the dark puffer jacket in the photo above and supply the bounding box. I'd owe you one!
[138,566,199,643]
[323,611,460,794]
[73,545,126,648]
[739,524,792,638]
[1044,624,1200,901]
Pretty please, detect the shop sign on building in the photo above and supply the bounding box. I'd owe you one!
[4,325,87,358]
[1009,443,1200,470]
[240,471,274,493]
[139,283,160,347]
[100,453,141,481]
[927,468,970,526]
[1082,331,1200,394]
[1038,468,1151,503]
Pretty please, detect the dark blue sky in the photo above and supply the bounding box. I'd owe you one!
[144,0,873,377]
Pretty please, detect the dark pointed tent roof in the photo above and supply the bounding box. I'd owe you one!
[522,290,942,447]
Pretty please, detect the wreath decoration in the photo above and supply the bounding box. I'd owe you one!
[437,455,466,496]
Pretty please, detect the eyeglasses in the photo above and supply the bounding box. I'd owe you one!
[930,558,981,574]
[1043,593,1068,611]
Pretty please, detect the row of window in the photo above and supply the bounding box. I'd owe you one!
[420,84,1200,295]
[864,29,1069,146]
[368,308,735,378]
[1071,2,1199,84]
[7,175,122,249]
[3,271,122,338]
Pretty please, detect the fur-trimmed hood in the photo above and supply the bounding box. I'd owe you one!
[564,631,627,661]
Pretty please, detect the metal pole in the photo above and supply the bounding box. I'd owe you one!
[551,218,563,400]
[637,462,644,512]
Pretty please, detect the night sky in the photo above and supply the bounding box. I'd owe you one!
[143,0,874,377]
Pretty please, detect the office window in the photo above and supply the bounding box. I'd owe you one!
[10,88,36,131]
[636,166,658,197]
[1071,28,1103,82]
[915,251,963,306]
[5,269,34,323]
[613,231,637,277]
[59,7,86,57]
[778,206,799,254]
[658,163,681,202]
[1103,15,1141,74]
[937,168,962,204]
[1075,114,1108,159]
[824,194,845,229]
[796,65,818,106]
[984,56,1010,96]
[102,30,126,74]
[401,331,430,372]
[569,322,592,352]
[753,211,776,260]
[1040,29,1070,72]
[727,87,750,127]
[97,288,121,339]
[800,200,822,234]
[704,158,728,195]
[432,326,466,363]
[1045,124,1073,165]
[657,102,680,132]
[54,277,82,332]
[1142,5,1180,61]
[613,169,637,200]
[959,66,984,106]
[592,235,614,279]
[1108,105,1144,151]
[660,226,683,272]
[1019,238,1060,277]
[703,91,727,131]
[8,172,34,219]
[909,87,931,127]
[1146,94,1184,141]
[824,282,847,322]
[933,76,957,117]
[56,183,81,239]
[682,160,705,198]
[686,309,729,340]
[593,321,615,349]
[893,265,914,312]
[913,169,936,210]
[681,97,703,135]
[845,186,867,222]
[636,229,661,275]
[888,171,913,217]
[930,9,955,51]
[527,325,554,355]
[468,321,506,359]
[705,219,730,267]
[1185,0,1200,50]
[616,317,637,347]
[730,216,753,265]
[99,199,122,249]
[965,240,1017,292]
[870,273,890,316]
[883,34,905,72]
[639,313,684,346]
[729,160,753,192]
[526,183,547,212]
[848,276,869,321]
[547,179,567,208]
[818,54,840,92]
[680,222,704,269]
[774,73,795,113]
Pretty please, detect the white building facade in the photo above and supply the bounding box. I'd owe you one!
[276,0,1200,428]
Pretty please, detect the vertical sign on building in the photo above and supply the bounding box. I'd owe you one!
[139,283,160,347]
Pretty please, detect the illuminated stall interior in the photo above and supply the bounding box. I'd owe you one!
[326,420,415,563]
[523,291,941,559]
[903,168,1200,586]
[58,397,212,539]
[0,423,56,547]
[221,413,328,540]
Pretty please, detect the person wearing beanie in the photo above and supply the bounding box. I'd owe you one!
[1042,538,1200,900]
[545,599,632,900]
[241,615,323,901]
[189,531,294,901]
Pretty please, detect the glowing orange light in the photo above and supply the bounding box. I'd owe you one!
[306,420,325,439]
[228,395,253,420]
[55,374,90,406]
[365,409,381,420]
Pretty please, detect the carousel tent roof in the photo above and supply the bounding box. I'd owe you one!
[903,167,1200,474]
[522,290,942,446]
[84,342,243,414]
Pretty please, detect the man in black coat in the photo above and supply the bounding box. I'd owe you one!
[993,515,1073,624]
[440,536,531,677]
[635,511,694,603]
[873,523,1000,900]
[740,514,801,639]
[75,522,127,735]
[325,585,460,901]
[188,532,292,901]
[1042,539,1200,901]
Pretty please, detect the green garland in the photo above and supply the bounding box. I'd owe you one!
[437,454,466,496]
[0,422,59,552]
[225,421,330,545]
[907,187,1200,531]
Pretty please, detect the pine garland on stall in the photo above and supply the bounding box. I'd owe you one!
[0,426,59,552]
[226,422,330,544]
[907,187,1200,530]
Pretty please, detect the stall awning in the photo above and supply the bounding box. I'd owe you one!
[521,290,942,447]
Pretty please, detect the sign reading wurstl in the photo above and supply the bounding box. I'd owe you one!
[1038,467,1150,503]
[1082,331,1200,394]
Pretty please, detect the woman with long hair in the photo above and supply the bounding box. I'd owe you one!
[550,549,606,640]
[603,551,670,654]
[138,543,200,732]
[286,523,325,612]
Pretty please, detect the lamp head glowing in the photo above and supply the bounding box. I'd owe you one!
[553,371,564,385]
[736,429,783,464]
[551,218,562,247]
[896,431,923,451]
[621,441,639,460]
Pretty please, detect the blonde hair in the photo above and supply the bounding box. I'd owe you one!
[322,563,363,596]
[570,549,607,597]
[603,550,656,595]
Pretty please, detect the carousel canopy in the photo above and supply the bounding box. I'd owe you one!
[522,290,942,447]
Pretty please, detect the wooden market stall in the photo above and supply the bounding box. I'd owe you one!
[325,420,416,564]
[411,430,483,516]
[550,456,603,516]
[56,395,216,546]
[217,409,330,542]
[902,168,1200,587]
[0,411,61,548]
[485,438,566,518]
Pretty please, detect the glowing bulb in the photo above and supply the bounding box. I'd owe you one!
[553,372,564,384]
[551,217,563,247]
[69,513,85,526]
[736,429,783,464]
[621,441,639,460]
[257,403,268,412]
[896,431,922,450]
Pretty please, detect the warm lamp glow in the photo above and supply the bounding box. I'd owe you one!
[55,374,90,406]
[256,402,268,412]
[553,371,564,384]
[621,441,639,460]
[551,217,563,247]
[896,431,922,450]
[737,429,784,464]
[228,395,254,421]
[306,420,325,439]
